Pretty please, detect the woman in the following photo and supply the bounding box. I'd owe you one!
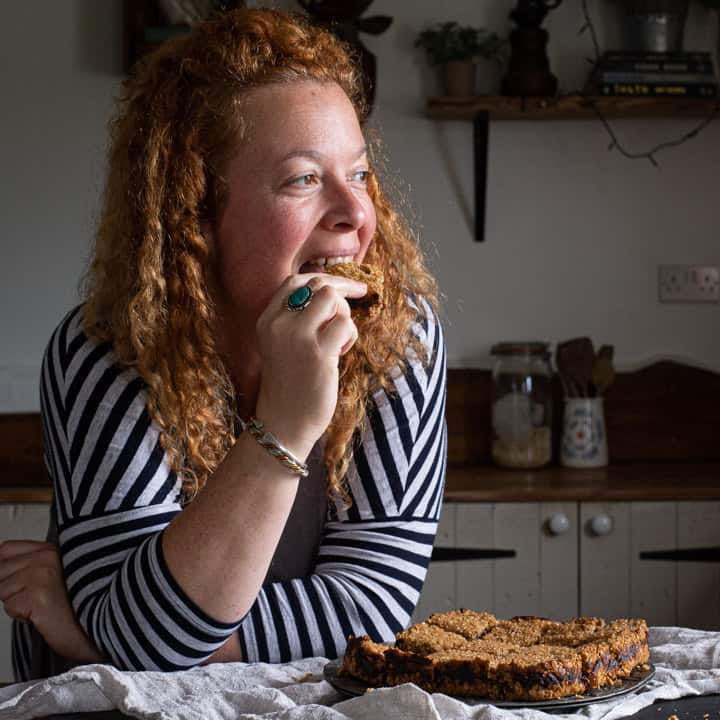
[0,7,446,680]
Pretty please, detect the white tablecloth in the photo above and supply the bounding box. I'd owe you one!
[1,627,719,720]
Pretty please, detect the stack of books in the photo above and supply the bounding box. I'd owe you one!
[591,50,719,98]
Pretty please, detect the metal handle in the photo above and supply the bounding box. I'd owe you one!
[590,514,613,536]
[546,512,570,536]
[431,548,516,562]
[640,546,720,562]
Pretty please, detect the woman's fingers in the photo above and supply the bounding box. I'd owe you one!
[0,540,102,662]
[0,568,27,602]
[311,291,358,355]
[280,272,367,310]
[0,540,55,555]
[0,542,61,581]
[2,587,31,623]
[0,541,64,622]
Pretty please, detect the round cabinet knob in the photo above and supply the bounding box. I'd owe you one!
[547,512,570,536]
[590,514,613,536]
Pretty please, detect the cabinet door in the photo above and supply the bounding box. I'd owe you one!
[580,502,632,619]
[0,503,50,682]
[493,503,578,620]
[677,501,720,630]
[580,502,678,625]
[415,502,578,622]
[538,502,579,621]
[630,502,678,625]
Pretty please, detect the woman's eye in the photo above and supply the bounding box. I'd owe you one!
[350,170,370,184]
[290,174,317,187]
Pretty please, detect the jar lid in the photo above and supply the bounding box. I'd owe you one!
[491,342,550,357]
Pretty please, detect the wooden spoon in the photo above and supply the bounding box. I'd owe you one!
[555,343,577,397]
[556,337,595,398]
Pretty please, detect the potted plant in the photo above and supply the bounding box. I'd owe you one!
[415,21,505,96]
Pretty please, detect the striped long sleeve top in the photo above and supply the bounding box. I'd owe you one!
[13,299,447,680]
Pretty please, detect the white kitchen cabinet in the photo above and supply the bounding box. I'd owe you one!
[417,500,720,630]
[0,503,50,682]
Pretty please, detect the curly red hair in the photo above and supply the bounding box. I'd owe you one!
[82,8,438,505]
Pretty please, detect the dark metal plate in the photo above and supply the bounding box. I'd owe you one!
[323,659,656,711]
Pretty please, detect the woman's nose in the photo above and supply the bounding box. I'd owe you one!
[322,183,367,232]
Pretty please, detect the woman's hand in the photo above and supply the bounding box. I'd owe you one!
[254,273,367,459]
[0,540,104,663]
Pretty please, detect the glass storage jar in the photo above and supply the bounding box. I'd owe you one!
[490,342,553,469]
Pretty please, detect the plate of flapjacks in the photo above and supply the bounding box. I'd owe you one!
[326,610,656,710]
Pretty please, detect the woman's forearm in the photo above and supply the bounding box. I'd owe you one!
[161,431,306,624]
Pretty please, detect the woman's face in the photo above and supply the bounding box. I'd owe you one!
[210,80,377,326]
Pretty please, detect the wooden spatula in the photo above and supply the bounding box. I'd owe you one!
[591,344,615,396]
[556,337,595,397]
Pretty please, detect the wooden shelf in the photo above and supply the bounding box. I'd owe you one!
[444,461,720,503]
[427,94,720,121]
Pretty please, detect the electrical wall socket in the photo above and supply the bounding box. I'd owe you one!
[658,265,720,303]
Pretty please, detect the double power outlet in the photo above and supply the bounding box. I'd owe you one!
[658,265,720,303]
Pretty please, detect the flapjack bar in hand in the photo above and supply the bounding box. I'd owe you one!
[323,262,384,319]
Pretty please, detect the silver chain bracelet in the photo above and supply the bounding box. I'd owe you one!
[239,417,309,477]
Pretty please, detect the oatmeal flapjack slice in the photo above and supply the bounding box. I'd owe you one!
[596,619,649,678]
[430,643,585,701]
[541,616,606,646]
[426,609,498,639]
[396,621,468,655]
[384,645,435,687]
[426,649,496,697]
[340,635,389,685]
[482,616,557,645]
[484,644,585,701]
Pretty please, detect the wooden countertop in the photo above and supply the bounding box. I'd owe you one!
[3,462,719,505]
[444,462,720,502]
[0,486,53,503]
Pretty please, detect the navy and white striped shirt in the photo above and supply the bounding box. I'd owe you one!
[13,300,447,679]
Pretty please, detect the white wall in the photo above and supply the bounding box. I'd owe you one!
[2,0,719,412]
[1,0,124,411]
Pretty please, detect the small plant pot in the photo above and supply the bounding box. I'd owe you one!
[442,61,476,96]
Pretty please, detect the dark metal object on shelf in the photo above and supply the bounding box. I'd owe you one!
[474,112,489,242]
[640,546,720,562]
[621,0,689,53]
[297,1,393,118]
[502,0,564,98]
[431,547,516,562]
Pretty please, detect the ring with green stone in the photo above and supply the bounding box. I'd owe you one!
[286,284,314,312]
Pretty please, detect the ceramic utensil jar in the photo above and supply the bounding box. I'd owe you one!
[490,342,553,469]
[560,397,608,468]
